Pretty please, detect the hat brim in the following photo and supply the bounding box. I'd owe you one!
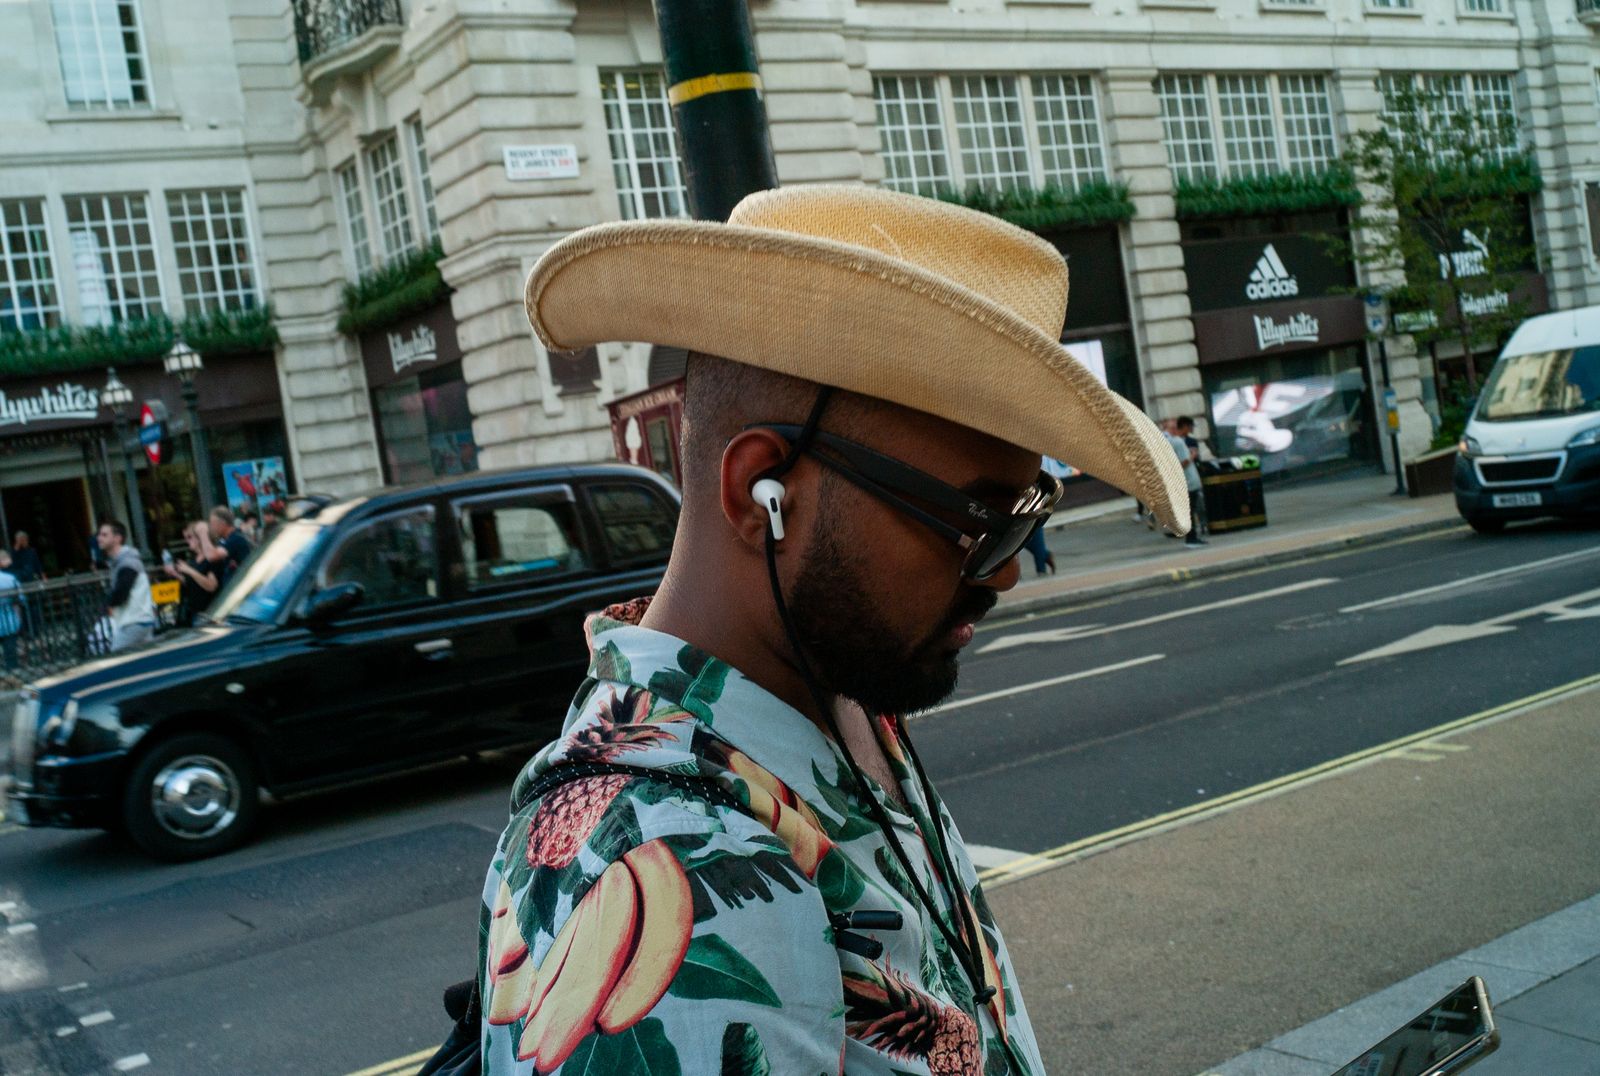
[526,219,1191,534]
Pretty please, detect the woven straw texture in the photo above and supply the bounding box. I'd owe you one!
[526,185,1190,533]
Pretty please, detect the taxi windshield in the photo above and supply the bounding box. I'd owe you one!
[205,521,331,624]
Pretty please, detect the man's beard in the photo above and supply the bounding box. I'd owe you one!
[785,526,996,717]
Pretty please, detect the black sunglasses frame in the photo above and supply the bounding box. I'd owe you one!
[753,424,1063,580]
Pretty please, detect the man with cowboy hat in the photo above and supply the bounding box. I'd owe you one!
[473,185,1188,1074]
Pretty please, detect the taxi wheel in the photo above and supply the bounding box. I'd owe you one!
[121,733,260,862]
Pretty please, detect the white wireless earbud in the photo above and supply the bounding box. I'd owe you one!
[750,478,787,541]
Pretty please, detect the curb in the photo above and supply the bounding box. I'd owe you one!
[998,515,1466,620]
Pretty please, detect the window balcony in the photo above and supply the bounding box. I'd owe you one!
[1580,0,1600,25]
[293,0,405,101]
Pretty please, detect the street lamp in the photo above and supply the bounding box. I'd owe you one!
[101,368,151,554]
[164,341,217,511]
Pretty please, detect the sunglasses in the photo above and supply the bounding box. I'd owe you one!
[755,424,1064,581]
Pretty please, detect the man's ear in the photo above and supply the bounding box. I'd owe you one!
[719,429,795,550]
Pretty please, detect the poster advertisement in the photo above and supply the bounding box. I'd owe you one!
[1208,370,1366,474]
[1053,340,1110,479]
[222,457,289,518]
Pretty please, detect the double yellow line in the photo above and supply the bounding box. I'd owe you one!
[975,670,1600,887]
[345,1046,438,1076]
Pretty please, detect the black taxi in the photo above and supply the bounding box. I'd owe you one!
[6,464,679,860]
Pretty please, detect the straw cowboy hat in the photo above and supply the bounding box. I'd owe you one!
[525,184,1191,533]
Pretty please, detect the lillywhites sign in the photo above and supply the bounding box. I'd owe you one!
[1254,311,1321,351]
[388,324,438,374]
[1245,244,1300,301]
[0,381,100,428]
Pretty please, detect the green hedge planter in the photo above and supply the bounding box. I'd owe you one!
[933,180,1137,231]
[1174,168,1362,220]
[0,305,279,378]
[337,240,450,337]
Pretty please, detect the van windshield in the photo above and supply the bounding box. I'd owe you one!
[1477,346,1600,422]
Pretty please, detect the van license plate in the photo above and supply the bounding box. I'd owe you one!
[1492,492,1542,508]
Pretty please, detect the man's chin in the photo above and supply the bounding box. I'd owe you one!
[835,655,962,718]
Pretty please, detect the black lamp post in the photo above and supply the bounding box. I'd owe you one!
[101,368,151,554]
[164,341,217,511]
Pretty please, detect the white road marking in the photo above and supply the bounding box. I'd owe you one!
[79,1011,114,1027]
[919,654,1166,717]
[0,901,15,914]
[113,1055,151,1072]
[54,1026,77,1038]
[1341,585,1600,666]
[1340,545,1600,613]
[5,923,37,936]
[979,578,1339,654]
[964,843,1029,870]
[58,981,89,992]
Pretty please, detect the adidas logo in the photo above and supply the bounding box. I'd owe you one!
[1245,243,1300,301]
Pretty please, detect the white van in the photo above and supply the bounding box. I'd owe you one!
[1454,305,1600,533]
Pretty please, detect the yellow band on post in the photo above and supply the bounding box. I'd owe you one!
[667,71,763,106]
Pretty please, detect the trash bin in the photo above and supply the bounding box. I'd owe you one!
[1199,457,1267,533]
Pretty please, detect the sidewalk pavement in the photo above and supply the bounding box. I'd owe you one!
[1001,471,1463,614]
[984,679,1600,1075]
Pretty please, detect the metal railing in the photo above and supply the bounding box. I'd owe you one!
[1,571,180,688]
[291,0,404,64]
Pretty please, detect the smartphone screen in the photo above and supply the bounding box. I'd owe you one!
[1330,977,1498,1076]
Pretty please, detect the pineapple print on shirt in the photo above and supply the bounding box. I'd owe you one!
[477,600,1046,1075]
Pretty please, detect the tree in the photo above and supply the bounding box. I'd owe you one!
[1339,80,1542,394]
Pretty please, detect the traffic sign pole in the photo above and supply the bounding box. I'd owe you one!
[654,0,777,223]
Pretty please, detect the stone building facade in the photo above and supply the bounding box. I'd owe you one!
[6,0,1600,564]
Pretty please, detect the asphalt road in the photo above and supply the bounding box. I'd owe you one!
[1,519,1596,1075]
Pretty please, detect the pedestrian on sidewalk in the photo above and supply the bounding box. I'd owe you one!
[164,520,222,626]
[98,520,155,652]
[207,506,253,585]
[1166,418,1207,547]
[0,550,21,673]
[10,530,44,583]
[449,185,1188,1076]
[1022,521,1056,574]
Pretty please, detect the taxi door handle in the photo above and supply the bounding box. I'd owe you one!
[414,638,453,658]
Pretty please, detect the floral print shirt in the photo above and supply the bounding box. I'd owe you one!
[478,600,1045,1075]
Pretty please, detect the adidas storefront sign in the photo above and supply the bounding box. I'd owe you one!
[1245,243,1300,301]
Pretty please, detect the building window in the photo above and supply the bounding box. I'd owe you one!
[0,200,61,333]
[366,135,414,260]
[1156,73,1337,183]
[1586,182,1600,262]
[337,162,372,276]
[874,73,1109,195]
[406,117,440,241]
[1460,0,1502,10]
[1032,75,1109,191]
[873,76,952,193]
[166,189,258,315]
[600,70,687,220]
[50,0,149,110]
[62,193,163,323]
[1367,0,1415,7]
[949,76,1032,193]
[1379,71,1521,156]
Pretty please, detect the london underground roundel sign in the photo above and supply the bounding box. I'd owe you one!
[140,403,161,465]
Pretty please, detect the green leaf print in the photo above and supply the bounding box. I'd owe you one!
[814,848,866,909]
[647,645,730,723]
[686,848,805,921]
[561,1017,682,1076]
[874,847,919,906]
[985,1036,1020,1075]
[668,934,782,1007]
[810,762,878,841]
[592,641,632,684]
[719,1022,772,1076]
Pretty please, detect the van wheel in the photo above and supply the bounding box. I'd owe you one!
[122,733,259,861]
[1466,515,1506,535]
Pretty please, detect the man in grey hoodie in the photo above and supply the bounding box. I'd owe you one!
[97,520,155,652]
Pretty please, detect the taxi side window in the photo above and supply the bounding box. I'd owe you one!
[588,483,677,566]
[458,500,588,587]
[321,508,439,608]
